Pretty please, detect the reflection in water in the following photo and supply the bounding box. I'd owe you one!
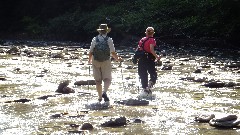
[0,45,239,134]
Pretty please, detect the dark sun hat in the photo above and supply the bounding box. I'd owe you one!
[97,24,111,33]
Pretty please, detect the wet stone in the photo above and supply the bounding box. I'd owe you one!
[115,99,149,106]
[193,69,201,73]
[37,95,56,100]
[85,102,110,110]
[55,80,75,94]
[101,117,127,127]
[68,115,85,118]
[68,131,85,134]
[6,46,20,54]
[5,98,31,103]
[209,116,240,128]
[0,77,6,81]
[196,114,240,128]
[69,124,80,128]
[50,114,62,118]
[74,80,96,86]
[50,112,68,118]
[203,81,225,88]
[133,118,145,123]
[80,123,93,130]
[195,114,215,123]
[161,65,173,70]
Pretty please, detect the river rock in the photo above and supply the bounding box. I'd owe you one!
[80,123,93,130]
[161,65,173,70]
[68,130,85,134]
[51,53,64,59]
[195,114,215,123]
[69,124,80,128]
[85,102,110,110]
[115,99,149,106]
[37,95,56,100]
[224,82,237,87]
[194,69,201,73]
[5,98,31,103]
[132,118,145,123]
[50,112,68,118]
[0,77,6,81]
[101,117,127,127]
[209,120,240,128]
[56,80,75,94]
[209,115,240,128]
[203,81,225,88]
[224,63,240,68]
[74,80,96,86]
[211,115,237,122]
[6,46,20,54]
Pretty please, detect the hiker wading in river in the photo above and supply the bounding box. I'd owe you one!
[88,24,122,105]
[137,27,161,97]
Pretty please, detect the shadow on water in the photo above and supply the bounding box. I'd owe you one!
[0,42,239,134]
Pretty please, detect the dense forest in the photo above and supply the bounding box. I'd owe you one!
[0,0,239,47]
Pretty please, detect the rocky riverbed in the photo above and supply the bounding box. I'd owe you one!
[0,40,239,134]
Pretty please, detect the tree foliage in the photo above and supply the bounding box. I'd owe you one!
[0,0,239,44]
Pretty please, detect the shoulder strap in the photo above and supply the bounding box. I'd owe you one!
[96,36,99,42]
[97,35,109,42]
[140,37,149,51]
[104,36,109,41]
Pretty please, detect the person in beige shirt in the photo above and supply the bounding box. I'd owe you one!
[88,24,122,105]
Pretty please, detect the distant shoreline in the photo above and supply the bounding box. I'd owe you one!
[0,37,238,50]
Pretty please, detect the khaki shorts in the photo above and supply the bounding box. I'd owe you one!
[92,59,112,84]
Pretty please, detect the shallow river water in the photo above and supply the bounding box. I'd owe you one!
[0,43,239,135]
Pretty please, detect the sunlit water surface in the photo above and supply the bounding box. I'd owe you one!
[0,45,239,135]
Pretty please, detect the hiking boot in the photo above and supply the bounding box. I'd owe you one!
[144,88,152,96]
[102,92,110,102]
[98,98,102,102]
[103,101,110,107]
[144,89,152,95]
[139,88,152,98]
[148,81,154,88]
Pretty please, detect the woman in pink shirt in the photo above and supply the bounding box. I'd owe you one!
[137,27,161,97]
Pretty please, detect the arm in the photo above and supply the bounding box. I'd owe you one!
[88,37,96,64]
[88,52,93,64]
[150,44,160,60]
[111,52,122,62]
[108,37,122,62]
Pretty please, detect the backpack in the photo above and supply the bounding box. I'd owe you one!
[132,37,149,64]
[93,36,110,62]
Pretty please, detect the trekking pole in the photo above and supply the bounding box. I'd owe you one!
[87,80,89,91]
[121,69,125,94]
[86,65,90,104]
[88,65,91,91]
[88,65,91,76]
[138,77,140,93]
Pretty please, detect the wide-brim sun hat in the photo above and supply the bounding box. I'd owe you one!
[97,24,111,33]
[145,27,155,34]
